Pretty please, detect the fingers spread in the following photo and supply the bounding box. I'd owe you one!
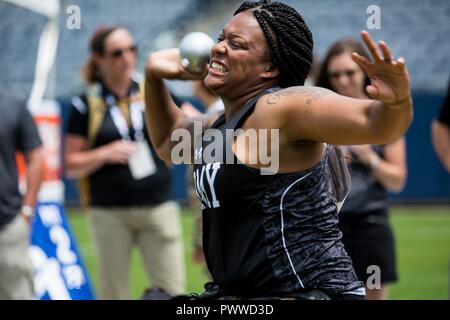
[352,52,371,73]
[379,41,393,62]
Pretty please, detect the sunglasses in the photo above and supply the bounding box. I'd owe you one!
[329,69,357,80]
[107,45,137,58]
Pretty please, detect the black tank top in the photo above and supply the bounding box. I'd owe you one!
[193,87,364,297]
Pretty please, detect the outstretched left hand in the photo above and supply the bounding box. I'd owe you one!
[352,31,411,105]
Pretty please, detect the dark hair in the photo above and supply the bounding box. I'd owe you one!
[234,0,313,87]
[81,26,121,84]
[316,38,370,91]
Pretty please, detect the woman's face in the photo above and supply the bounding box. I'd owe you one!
[204,11,274,98]
[98,28,137,81]
[327,52,366,98]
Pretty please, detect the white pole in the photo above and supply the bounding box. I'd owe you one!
[3,0,61,105]
[29,17,60,105]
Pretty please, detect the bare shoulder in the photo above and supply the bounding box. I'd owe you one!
[263,86,336,108]
[255,86,337,130]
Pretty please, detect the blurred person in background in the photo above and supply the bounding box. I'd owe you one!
[316,38,407,300]
[65,26,185,299]
[0,89,45,299]
[432,79,450,173]
[303,56,320,87]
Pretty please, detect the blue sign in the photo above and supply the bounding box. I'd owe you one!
[30,202,95,300]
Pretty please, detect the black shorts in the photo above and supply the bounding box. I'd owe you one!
[339,212,398,285]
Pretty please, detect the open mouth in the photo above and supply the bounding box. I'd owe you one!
[209,60,228,74]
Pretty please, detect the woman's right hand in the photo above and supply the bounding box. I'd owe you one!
[101,140,136,165]
[145,48,206,81]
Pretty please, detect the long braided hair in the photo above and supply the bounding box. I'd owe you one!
[234,0,313,87]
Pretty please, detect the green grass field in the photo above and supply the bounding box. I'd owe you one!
[67,205,450,300]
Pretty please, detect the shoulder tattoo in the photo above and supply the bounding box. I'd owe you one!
[266,87,332,106]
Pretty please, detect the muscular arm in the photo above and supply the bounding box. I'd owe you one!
[432,121,450,173]
[144,50,191,162]
[267,31,412,146]
[266,86,412,145]
[144,48,215,163]
[144,76,188,162]
[23,146,45,207]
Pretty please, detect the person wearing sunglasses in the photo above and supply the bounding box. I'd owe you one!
[65,26,186,299]
[316,38,407,300]
[108,44,138,59]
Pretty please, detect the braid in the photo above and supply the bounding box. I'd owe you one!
[234,1,314,87]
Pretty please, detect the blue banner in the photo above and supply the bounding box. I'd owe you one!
[30,202,95,300]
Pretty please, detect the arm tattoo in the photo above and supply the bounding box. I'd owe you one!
[266,87,332,106]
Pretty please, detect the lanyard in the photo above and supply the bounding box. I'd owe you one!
[108,94,145,141]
